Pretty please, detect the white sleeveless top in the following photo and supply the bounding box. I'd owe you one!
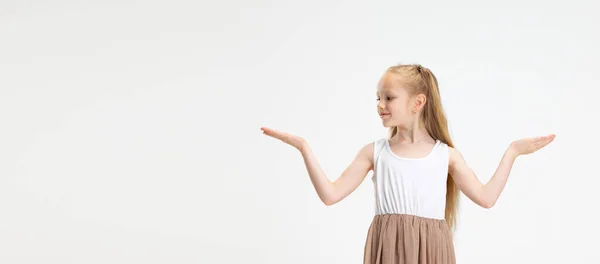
[371,138,449,219]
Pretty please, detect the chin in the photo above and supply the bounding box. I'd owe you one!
[382,120,401,128]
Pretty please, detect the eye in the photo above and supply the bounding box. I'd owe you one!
[376,97,393,101]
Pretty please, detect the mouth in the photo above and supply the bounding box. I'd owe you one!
[380,113,390,118]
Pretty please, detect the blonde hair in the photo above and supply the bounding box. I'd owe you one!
[385,63,460,233]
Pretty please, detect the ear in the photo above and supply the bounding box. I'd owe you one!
[413,94,427,112]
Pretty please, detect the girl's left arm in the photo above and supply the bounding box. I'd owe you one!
[448,135,555,208]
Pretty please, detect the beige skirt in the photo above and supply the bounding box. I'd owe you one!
[363,214,456,264]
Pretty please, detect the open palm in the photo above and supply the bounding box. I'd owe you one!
[510,134,556,156]
[261,127,307,151]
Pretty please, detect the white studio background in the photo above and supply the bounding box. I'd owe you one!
[0,1,598,263]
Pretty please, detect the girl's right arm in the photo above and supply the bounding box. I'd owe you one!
[261,127,374,206]
[299,141,374,206]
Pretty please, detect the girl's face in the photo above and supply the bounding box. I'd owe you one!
[376,73,416,128]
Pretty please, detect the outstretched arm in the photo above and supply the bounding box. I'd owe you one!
[448,134,556,208]
[261,127,374,206]
[299,142,373,206]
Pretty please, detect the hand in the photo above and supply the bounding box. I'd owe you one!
[509,134,556,156]
[261,127,307,151]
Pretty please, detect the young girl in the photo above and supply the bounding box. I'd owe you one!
[260,63,555,264]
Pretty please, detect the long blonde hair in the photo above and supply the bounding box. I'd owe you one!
[386,63,460,232]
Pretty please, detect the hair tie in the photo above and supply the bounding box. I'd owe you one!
[416,65,423,73]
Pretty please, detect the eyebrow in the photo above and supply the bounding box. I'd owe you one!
[375,90,394,96]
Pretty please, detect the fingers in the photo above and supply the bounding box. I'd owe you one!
[535,134,555,141]
[261,127,288,141]
[261,127,276,134]
[538,134,555,145]
[261,127,278,135]
[267,131,284,140]
[540,135,555,148]
[261,127,278,138]
[532,134,556,152]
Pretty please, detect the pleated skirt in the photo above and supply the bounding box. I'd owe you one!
[363,214,455,264]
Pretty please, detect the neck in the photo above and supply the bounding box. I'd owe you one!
[392,118,432,144]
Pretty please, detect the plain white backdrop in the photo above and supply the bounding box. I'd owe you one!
[1,0,598,263]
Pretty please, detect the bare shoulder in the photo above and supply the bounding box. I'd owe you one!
[448,146,465,168]
[357,141,375,171]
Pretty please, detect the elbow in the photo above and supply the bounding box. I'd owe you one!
[322,196,338,206]
[323,198,336,206]
[478,188,496,209]
[322,185,339,206]
[480,199,495,209]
